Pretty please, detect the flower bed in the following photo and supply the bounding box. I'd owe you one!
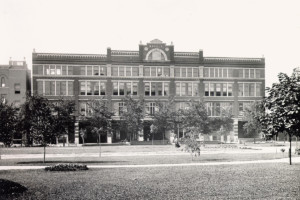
[45,164,88,171]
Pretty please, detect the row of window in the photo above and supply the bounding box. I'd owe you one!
[238,83,261,97]
[112,66,139,77]
[80,81,106,96]
[112,82,138,96]
[80,101,256,117]
[0,77,21,94]
[144,82,169,96]
[204,67,264,78]
[37,80,74,96]
[175,82,199,96]
[36,80,263,97]
[34,65,74,76]
[204,83,233,97]
[80,66,107,76]
[206,102,233,117]
[174,67,199,78]
[34,65,265,79]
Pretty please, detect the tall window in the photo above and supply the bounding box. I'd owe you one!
[238,83,262,97]
[176,82,199,96]
[145,102,157,115]
[1,77,6,87]
[79,81,105,96]
[112,81,138,96]
[206,102,233,116]
[144,82,169,96]
[42,80,73,96]
[37,81,43,95]
[175,67,199,77]
[204,83,233,97]
[112,66,138,77]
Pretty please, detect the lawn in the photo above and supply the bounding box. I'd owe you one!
[0,163,299,199]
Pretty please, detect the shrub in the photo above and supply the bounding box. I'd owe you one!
[0,179,27,195]
[45,163,88,171]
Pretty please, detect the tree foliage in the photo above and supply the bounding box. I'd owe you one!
[152,99,175,141]
[0,101,17,146]
[258,71,300,164]
[180,100,210,135]
[84,99,114,140]
[120,97,144,141]
[51,98,75,143]
[208,108,234,136]
[242,101,265,137]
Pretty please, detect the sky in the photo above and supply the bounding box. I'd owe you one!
[0,0,299,88]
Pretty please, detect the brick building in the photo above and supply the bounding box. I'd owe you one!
[0,60,31,108]
[32,39,265,144]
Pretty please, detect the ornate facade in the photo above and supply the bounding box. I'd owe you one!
[32,39,265,144]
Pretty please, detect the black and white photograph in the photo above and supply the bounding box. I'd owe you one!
[0,0,300,199]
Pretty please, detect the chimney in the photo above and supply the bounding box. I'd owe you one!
[199,49,203,63]
[107,47,111,62]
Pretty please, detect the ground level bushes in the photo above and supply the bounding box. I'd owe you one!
[45,163,88,171]
[0,179,27,196]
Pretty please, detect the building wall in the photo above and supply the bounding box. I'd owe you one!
[0,61,30,107]
[32,40,265,143]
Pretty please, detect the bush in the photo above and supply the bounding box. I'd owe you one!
[45,163,88,171]
[0,179,27,195]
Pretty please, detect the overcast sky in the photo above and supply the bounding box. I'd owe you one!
[1,0,299,87]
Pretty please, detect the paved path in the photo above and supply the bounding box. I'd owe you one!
[0,157,299,170]
[0,148,290,159]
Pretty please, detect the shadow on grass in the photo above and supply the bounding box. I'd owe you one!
[17,161,127,164]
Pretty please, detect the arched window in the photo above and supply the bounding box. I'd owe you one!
[146,48,167,61]
[1,77,5,87]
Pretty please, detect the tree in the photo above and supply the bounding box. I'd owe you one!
[52,98,75,146]
[84,99,113,157]
[21,94,55,163]
[208,107,234,141]
[180,100,210,157]
[120,97,144,142]
[152,100,174,144]
[259,71,300,165]
[242,101,265,139]
[0,101,17,147]
[181,100,210,136]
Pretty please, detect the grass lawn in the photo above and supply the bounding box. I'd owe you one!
[0,163,299,199]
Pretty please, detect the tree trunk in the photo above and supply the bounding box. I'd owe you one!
[163,129,165,145]
[152,131,154,145]
[43,145,46,163]
[99,134,101,158]
[289,134,292,165]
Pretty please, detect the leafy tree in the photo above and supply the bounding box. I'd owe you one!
[208,107,234,141]
[259,71,300,165]
[0,101,17,147]
[84,99,113,157]
[52,98,75,146]
[120,97,144,142]
[21,94,55,163]
[152,100,175,144]
[180,100,210,155]
[242,101,265,138]
[181,100,210,136]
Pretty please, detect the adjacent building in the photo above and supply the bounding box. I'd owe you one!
[0,60,31,109]
[32,39,265,144]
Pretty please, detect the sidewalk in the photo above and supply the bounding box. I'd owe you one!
[0,157,299,171]
[0,148,288,159]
